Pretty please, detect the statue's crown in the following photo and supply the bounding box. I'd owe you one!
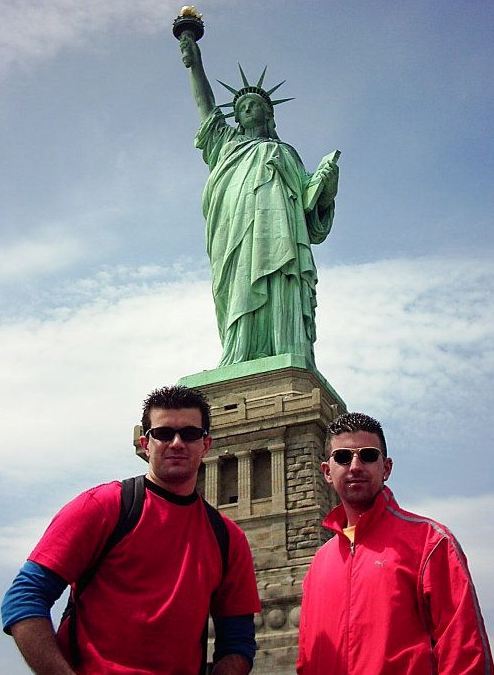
[217,65,293,119]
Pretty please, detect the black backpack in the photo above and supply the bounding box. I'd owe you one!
[61,475,229,671]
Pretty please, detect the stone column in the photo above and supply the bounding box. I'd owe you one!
[203,456,219,507]
[269,442,286,512]
[236,449,252,517]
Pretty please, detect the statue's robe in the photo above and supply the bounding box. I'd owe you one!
[195,108,334,367]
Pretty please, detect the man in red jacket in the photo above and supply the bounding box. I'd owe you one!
[297,412,493,675]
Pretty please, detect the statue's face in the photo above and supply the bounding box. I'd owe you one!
[236,94,269,130]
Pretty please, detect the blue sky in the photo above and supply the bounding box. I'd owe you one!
[1,0,493,670]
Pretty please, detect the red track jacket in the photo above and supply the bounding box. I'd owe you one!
[297,487,493,674]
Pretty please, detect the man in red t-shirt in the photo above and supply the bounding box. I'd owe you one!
[2,385,261,674]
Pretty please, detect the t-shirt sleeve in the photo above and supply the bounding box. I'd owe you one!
[1,561,68,633]
[211,518,261,618]
[28,483,121,584]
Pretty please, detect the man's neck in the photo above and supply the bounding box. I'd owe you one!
[146,472,196,497]
[344,501,375,527]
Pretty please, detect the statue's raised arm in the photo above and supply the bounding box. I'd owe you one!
[176,16,215,122]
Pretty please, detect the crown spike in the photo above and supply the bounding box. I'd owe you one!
[266,80,286,96]
[217,79,239,95]
[238,63,250,87]
[272,97,295,106]
[220,64,292,118]
[257,66,268,88]
[223,111,236,119]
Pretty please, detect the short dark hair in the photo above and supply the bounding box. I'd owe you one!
[326,412,387,457]
[141,386,211,435]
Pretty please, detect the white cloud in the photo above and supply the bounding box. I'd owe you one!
[0,209,127,286]
[316,255,494,417]
[0,0,172,73]
[0,227,85,282]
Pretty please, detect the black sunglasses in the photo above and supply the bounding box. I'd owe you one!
[146,426,207,443]
[330,447,383,465]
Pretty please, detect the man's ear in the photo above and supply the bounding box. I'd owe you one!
[139,435,150,458]
[321,461,332,485]
[383,457,393,481]
[201,435,212,459]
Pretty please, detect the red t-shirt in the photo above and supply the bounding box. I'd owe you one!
[30,480,260,674]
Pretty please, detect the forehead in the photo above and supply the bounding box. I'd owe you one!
[149,407,203,428]
[237,93,266,108]
[329,430,383,452]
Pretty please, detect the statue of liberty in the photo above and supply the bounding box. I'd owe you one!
[175,8,340,368]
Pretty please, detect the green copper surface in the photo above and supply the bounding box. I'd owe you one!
[177,354,346,408]
[179,30,340,368]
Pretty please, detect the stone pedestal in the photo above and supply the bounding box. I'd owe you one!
[179,357,346,674]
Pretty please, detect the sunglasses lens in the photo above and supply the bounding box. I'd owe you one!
[360,447,381,463]
[150,426,204,442]
[150,427,175,441]
[179,426,205,442]
[332,449,353,465]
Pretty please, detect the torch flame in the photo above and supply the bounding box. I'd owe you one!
[179,6,202,19]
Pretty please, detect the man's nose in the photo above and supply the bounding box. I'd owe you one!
[169,432,186,447]
[349,453,363,469]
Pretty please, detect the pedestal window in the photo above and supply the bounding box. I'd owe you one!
[219,455,238,505]
[252,449,272,499]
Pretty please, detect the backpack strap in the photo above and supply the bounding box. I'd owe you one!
[202,498,230,580]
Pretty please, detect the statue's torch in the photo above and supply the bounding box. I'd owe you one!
[173,6,204,40]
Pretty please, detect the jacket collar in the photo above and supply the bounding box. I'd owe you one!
[323,486,398,535]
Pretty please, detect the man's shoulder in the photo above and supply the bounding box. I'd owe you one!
[77,479,122,500]
[383,497,457,543]
[62,480,122,515]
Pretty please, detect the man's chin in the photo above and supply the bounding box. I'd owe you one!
[163,470,194,483]
[343,489,379,507]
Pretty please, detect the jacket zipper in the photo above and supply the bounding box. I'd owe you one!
[345,536,355,672]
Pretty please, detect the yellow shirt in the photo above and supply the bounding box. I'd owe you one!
[343,525,355,544]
